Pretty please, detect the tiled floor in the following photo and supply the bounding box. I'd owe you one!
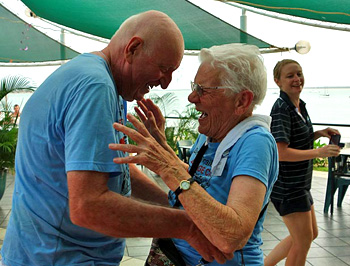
[1,169,350,266]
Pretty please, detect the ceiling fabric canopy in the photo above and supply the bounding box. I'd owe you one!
[229,0,350,25]
[20,0,272,50]
[0,4,80,63]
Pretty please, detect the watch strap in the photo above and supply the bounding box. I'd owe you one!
[173,143,208,207]
[174,177,195,197]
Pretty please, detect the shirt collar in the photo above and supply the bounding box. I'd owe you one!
[279,90,306,110]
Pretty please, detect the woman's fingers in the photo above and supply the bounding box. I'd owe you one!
[134,106,147,124]
[126,113,153,138]
[144,99,165,130]
[109,143,139,153]
[145,111,158,129]
[108,144,141,164]
[112,120,146,144]
[137,100,149,118]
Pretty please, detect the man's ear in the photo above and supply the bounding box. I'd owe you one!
[125,37,143,63]
[234,90,254,115]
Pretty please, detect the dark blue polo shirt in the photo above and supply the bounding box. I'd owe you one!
[270,90,314,202]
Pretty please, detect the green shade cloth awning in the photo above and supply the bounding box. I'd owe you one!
[230,0,350,25]
[0,4,80,63]
[20,0,272,50]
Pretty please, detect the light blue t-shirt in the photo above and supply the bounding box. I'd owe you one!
[1,54,131,266]
[169,127,278,266]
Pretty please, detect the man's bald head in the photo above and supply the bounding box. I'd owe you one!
[111,10,184,55]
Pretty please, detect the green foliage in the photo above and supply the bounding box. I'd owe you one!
[125,120,137,145]
[313,139,328,169]
[0,104,18,169]
[0,75,35,101]
[0,75,35,170]
[161,105,200,153]
[173,104,200,143]
[149,92,178,118]
[313,166,328,172]
[149,93,199,152]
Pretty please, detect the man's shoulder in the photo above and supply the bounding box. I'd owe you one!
[58,54,113,86]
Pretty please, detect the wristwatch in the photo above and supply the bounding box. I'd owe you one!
[174,177,195,197]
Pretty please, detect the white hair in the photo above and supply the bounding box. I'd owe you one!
[199,43,267,107]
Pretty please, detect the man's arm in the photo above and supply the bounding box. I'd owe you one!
[67,170,228,263]
[129,163,169,206]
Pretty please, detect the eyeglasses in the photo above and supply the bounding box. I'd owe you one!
[190,81,230,96]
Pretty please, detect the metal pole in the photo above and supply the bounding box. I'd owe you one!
[240,8,247,31]
[60,29,66,65]
[240,8,247,43]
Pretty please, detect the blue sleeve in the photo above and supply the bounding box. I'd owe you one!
[230,129,278,189]
[64,82,122,175]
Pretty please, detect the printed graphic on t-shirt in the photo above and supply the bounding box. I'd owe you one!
[190,148,213,190]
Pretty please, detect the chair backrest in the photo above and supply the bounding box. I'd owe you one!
[178,140,193,147]
[176,140,193,160]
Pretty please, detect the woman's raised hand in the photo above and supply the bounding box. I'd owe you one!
[135,99,166,142]
[109,113,186,188]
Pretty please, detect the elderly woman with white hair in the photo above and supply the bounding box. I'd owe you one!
[110,43,279,266]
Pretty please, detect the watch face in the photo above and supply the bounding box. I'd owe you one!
[180,180,191,190]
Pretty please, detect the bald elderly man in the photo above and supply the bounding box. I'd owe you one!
[1,10,226,266]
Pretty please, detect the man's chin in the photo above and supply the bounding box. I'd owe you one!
[134,92,148,101]
[132,95,143,101]
[123,92,144,102]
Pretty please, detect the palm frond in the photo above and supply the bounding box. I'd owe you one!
[0,75,35,102]
[149,92,179,118]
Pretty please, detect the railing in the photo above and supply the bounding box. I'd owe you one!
[313,123,350,127]
[164,118,350,141]
[313,123,350,142]
[164,118,350,129]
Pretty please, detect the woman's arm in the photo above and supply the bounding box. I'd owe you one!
[109,114,267,254]
[277,141,340,162]
[314,127,340,140]
[177,175,266,253]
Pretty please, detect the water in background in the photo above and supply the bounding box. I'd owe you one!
[5,87,350,143]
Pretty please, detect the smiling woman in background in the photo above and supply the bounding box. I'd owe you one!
[265,59,341,266]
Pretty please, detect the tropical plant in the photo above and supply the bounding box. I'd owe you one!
[149,92,179,119]
[1,75,34,169]
[0,105,18,169]
[149,93,200,152]
[313,139,328,169]
[0,102,19,201]
[173,104,200,143]
[0,75,35,200]
[148,92,179,151]
[0,75,35,102]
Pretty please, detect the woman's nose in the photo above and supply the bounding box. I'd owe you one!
[293,74,301,81]
[188,90,200,103]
